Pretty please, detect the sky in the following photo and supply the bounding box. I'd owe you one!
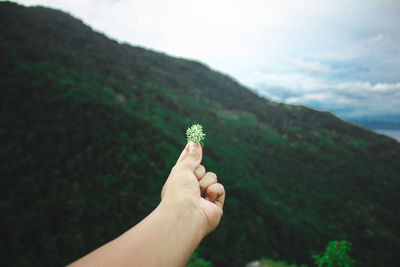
[14,0,400,120]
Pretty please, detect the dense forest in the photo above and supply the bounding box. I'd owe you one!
[1,2,400,266]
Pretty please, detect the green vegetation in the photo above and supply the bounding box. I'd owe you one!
[312,241,355,267]
[1,2,400,267]
[259,258,307,267]
[187,251,213,267]
[186,124,206,144]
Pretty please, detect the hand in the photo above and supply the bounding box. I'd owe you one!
[69,142,224,267]
[161,142,225,237]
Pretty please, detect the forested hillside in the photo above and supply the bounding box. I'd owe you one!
[1,2,400,266]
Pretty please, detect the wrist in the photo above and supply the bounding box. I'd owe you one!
[158,198,207,240]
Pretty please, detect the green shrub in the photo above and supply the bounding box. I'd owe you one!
[312,240,355,267]
[187,251,212,267]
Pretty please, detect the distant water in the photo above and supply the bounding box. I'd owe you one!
[374,129,400,142]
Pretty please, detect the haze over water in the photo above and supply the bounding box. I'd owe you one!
[374,129,400,142]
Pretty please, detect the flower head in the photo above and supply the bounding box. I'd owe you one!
[186,124,205,144]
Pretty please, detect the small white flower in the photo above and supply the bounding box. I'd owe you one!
[186,124,205,143]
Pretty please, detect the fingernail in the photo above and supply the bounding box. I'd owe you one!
[189,141,196,152]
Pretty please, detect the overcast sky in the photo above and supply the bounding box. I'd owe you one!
[15,0,400,119]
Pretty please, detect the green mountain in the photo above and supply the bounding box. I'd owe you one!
[1,2,399,266]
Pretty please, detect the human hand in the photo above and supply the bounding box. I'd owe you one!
[161,142,225,237]
[69,141,224,267]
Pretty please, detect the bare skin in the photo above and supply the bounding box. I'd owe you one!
[69,141,225,267]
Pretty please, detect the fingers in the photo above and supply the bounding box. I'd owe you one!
[180,142,202,171]
[205,183,225,211]
[174,142,224,213]
[194,165,206,180]
[199,172,217,196]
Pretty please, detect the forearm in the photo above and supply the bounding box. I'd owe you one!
[69,201,205,267]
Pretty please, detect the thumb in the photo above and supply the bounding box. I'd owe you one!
[180,141,202,171]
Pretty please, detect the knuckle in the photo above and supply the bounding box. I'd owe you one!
[207,172,217,180]
[195,165,205,174]
[219,183,224,190]
[208,176,217,184]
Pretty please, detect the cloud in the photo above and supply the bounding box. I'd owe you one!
[290,58,333,75]
[242,70,400,117]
